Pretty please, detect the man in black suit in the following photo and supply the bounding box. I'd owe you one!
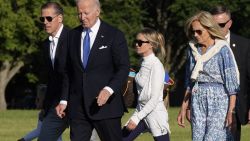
[38,2,69,141]
[56,0,130,141]
[211,5,250,141]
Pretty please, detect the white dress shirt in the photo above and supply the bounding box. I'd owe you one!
[49,24,64,67]
[80,19,114,95]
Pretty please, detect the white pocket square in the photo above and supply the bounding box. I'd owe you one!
[99,46,108,49]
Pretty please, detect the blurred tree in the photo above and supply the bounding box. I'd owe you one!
[142,0,250,105]
[4,0,144,109]
[101,0,145,66]
[0,0,78,110]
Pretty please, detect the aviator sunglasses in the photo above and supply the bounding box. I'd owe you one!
[134,39,150,47]
[39,14,59,22]
[218,19,230,28]
[192,29,203,35]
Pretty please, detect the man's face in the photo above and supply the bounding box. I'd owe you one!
[41,7,62,36]
[213,13,232,36]
[77,0,100,29]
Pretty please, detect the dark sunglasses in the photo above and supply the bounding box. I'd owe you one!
[134,39,150,47]
[192,29,203,35]
[218,19,230,28]
[39,14,59,22]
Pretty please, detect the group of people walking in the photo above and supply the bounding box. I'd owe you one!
[18,0,249,141]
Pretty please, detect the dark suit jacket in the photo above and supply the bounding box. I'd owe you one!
[63,21,129,120]
[230,33,250,125]
[42,26,69,115]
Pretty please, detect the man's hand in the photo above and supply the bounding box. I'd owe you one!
[96,89,111,106]
[55,104,67,118]
[126,120,137,131]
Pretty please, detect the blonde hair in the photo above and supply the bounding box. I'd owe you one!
[185,11,225,41]
[138,28,166,67]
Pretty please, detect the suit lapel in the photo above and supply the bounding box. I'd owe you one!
[75,26,85,70]
[44,39,53,68]
[87,22,105,68]
[54,28,65,68]
[230,33,240,63]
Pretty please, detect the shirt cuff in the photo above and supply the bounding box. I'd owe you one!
[130,115,141,125]
[60,100,67,105]
[104,86,114,95]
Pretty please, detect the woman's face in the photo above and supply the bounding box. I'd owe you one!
[191,20,212,45]
[134,33,153,57]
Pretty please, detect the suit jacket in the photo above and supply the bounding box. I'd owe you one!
[230,33,250,125]
[42,26,70,115]
[63,20,130,120]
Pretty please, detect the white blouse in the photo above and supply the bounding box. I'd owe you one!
[128,53,170,136]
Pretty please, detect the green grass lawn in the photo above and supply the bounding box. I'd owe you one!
[0,107,249,141]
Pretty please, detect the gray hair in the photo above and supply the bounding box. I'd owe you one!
[75,0,101,10]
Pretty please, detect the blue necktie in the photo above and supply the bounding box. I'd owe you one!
[83,29,90,68]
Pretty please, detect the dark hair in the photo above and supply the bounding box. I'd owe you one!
[41,2,64,15]
[210,5,231,18]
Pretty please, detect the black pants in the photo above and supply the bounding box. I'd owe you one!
[122,121,170,141]
[39,108,68,141]
[69,102,122,141]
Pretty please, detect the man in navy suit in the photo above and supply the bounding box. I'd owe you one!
[56,0,130,140]
[37,2,69,141]
[211,5,250,141]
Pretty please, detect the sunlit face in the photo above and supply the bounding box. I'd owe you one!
[41,7,62,36]
[191,20,212,45]
[213,13,232,36]
[77,0,100,28]
[134,33,153,57]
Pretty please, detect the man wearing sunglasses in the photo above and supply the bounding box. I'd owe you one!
[211,5,250,141]
[38,2,69,141]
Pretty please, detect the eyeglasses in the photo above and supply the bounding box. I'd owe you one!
[39,14,59,22]
[218,19,230,28]
[192,29,203,35]
[134,39,150,47]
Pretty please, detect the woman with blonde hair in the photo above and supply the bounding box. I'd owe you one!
[177,11,239,141]
[122,28,170,141]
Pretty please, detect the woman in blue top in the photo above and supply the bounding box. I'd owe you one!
[177,11,239,141]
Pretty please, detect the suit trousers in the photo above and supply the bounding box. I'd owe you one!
[69,103,122,141]
[231,113,241,141]
[39,108,68,141]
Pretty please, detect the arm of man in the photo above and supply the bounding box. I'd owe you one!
[96,29,129,106]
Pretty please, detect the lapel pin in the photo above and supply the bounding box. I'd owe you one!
[232,43,236,47]
[101,35,104,38]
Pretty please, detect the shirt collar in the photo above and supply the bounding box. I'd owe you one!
[143,53,155,61]
[85,18,100,34]
[225,30,230,43]
[49,24,64,41]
